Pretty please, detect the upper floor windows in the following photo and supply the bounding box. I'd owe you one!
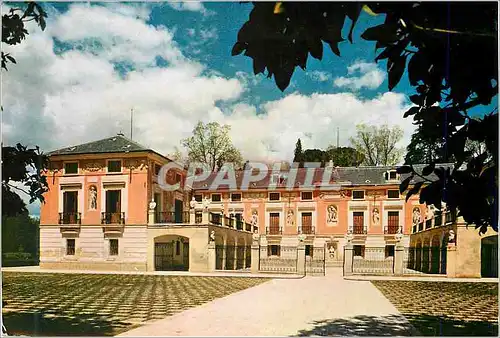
[301,191,313,200]
[154,163,162,176]
[231,193,242,202]
[384,170,399,181]
[107,160,122,173]
[269,192,281,201]
[352,190,365,200]
[387,189,400,199]
[211,193,221,202]
[194,194,202,202]
[64,162,78,175]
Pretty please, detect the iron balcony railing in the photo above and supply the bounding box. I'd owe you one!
[266,226,282,235]
[384,225,401,234]
[299,225,315,234]
[155,211,189,224]
[245,222,252,232]
[224,216,233,228]
[101,212,125,225]
[59,212,81,225]
[236,220,244,230]
[412,224,417,233]
[195,212,202,224]
[353,225,367,234]
[425,219,432,229]
[418,221,424,232]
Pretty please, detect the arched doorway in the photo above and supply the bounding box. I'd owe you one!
[430,236,441,274]
[154,235,189,271]
[422,238,430,273]
[440,235,448,274]
[481,235,498,277]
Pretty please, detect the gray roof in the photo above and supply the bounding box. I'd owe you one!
[47,134,161,158]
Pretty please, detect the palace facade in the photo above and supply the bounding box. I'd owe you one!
[39,134,495,276]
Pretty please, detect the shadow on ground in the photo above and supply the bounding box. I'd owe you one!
[2,311,136,336]
[293,314,498,336]
[294,315,417,336]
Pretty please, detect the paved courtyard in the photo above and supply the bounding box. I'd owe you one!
[1,272,269,336]
[372,280,499,336]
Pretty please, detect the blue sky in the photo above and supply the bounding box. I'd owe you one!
[2,2,497,216]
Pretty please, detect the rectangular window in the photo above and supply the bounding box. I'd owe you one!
[66,239,75,256]
[109,239,118,256]
[387,189,400,199]
[194,194,202,202]
[154,164,161,176]
[211,194,221,202]
[231,193,242,202]
[268,245,280,256]
[269,212,280,234]
[388,211,399,227]
[269,192,280,201]
[389,171,397,180]
[64,162,78,175]
[176,240,180,255]
[353,245,365,257]
[301,191,313,200]
[385,245,395,258]
[352,190,365,200]
[107,160,122,173]
[305,245,313,257]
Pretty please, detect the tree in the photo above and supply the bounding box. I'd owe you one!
[181,121,243,172]
[302,148,325,166]
[293,138,303,166]
[2,1,47,70]
[349,124,404,166]
[325,146,364,167]
[232,2,498,232]
[2,2,49,217]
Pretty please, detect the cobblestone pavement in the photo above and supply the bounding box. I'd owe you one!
[1,272,270,336]
[372,281,499,336]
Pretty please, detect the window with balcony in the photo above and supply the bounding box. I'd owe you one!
[107,160,122,173]
[211,194,221,202]
[109,239,118,256]
[194,194,202,202]
[61,191,79,224]
[387,211,399,234]
[231,193,242,202]
[269,192,280,201]
[66,239,75,256]
[354,245,365,257]
[353,212,365,234]
[352,190,365,200]
[301,191,313,200]
[387,189,400,199]
[64,162,78,175]
[269,212,280,234]
[103,190,123,224]
[301,212,313,234]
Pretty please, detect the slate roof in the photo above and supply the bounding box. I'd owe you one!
[191,163,455,190]
[47,134,170,161]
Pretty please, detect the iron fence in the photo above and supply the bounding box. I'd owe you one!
[225,245,236,270]
[352,247,394,275]
[403,246,444,275]
[259,246,298,273]
[215,245,224,270]
[245,246,251,268]
[155,242,174,271]
[209,212,222,225]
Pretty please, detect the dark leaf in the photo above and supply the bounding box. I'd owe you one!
[231,42,246,56]
[396,165,413,174]
[422,163,435,176]
[388,54,407,91]
[361,23,398,43]
[6,55,16,64]
[406,181,424,202]
[399,175,412,193]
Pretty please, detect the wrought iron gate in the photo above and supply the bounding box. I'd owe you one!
[155,242,174,271]
[225,245,236,270]
[245,246,251,268]
[236,246,246,270]
[215,245,224,270]
[259,246,298,273]
[305,246,326,275]
[352,247,394,275]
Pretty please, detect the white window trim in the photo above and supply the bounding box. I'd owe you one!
[108,238,119,257]
[58,179,84,219]
[63,161,79,175]
[65,238,76,257]
[300,191,313,201]
[230,192,242,202]
[348,210,368,231]
[194,194,203,202]
[106,159,123,174]
[387,189,400,199]
[352,190,365,200]
[268,192,281,201]
[265,211,283,231]
[101,180,128,222]
[211,193,222,203]
[386,170,399,181]
[384,209,401,228]
[298,210,316,232]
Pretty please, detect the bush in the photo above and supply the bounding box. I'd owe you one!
[2,252,38,267]
[3,252,32,260]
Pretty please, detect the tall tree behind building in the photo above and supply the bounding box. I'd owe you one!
[350,124,404,166]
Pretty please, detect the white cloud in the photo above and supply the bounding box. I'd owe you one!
[334,60,386,90]
[167,1,212,15]
[307,70,331,82]
[3,3,415,181]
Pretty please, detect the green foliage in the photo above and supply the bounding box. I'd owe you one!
[349,124,404,166]
[1,214,40,258]
[2,144,49,217]
[293,138,303,165]
[181,121,243,171]
[2,2,47,70]
[324,146,364,167]
[233,2,498,232]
